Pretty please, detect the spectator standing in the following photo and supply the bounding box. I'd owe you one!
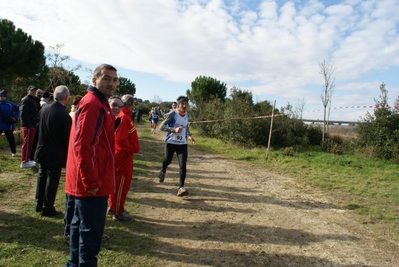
[65,64,118,267]
[0,90,20,157]
[108,95,123,130]
[108,94,140,222]
[137,108,142,123]
[158,96,195,196]
[35,85,71,216]
[63,94,118,246]
[30,89,43,162]
[131,108,136,122]
[40,91,51,107]
[20,85,39,168]
[68,95,83,120]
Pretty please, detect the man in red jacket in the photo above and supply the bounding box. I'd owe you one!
[108,94,140,221]
[65,64,118,267]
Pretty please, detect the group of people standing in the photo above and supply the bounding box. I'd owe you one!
[0,86,51,165]
[0,63,196,267]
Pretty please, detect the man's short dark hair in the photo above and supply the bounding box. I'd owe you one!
[176,96,189,105]
[93,64,117,78]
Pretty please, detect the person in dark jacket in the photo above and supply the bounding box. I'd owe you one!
[20,85,40,168]
[30,89,43,162]
[0,90,20,157]
[137,108,142,123]
[35,85,71,216]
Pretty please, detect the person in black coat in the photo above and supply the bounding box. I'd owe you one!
[137,108,142,123]
[30,89,44,162]
[20,85,40,168]
[35,85,72,216]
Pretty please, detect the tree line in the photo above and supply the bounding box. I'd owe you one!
[0,19,136,103]
[186,77,399,161]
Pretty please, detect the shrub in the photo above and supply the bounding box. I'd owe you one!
[306,124,323,145]
[355,83,399,160]
[322,135,343,155]
[281,147,295,156]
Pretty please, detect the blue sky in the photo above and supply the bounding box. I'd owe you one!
[1,0,399,121]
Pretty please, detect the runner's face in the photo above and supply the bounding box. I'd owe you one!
[178,101,188,112]
[93,69,118,99]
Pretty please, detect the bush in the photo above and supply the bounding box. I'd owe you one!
[355,83,399,160]
[306,124,323,145]
[281,147,295,156]
[322,135,343,155]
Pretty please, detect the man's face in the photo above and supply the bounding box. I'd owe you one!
[93,69,118,99]
[36,90,43,98]
[109,98,123,116]
[29,89,37,96]
[178,101,188,112]
[172,103,177,109]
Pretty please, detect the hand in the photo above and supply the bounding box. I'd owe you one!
[175,126,183,133]
[188,136,195,144]
[88,188,99,195]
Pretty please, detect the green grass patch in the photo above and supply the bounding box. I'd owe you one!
[191,129,399,224]
[0,125,162,267]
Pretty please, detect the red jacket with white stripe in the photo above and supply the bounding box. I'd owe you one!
[65,86,115,197]
[115,107,140,155]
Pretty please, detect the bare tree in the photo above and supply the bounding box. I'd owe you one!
[294,97,306,120]
[319,60,336,142]
[281,101,294,118]
[151,95,162,104]
[82,67,93,85]
[282,97,306,119]
[46,44,81,91]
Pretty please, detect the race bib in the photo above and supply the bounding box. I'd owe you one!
[172,132,184,142]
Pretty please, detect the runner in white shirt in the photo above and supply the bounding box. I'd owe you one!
[158,96,195,196]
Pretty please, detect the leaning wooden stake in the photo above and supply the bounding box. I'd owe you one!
[266,100,276,159]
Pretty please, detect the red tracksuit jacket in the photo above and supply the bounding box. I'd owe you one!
[65,86,115,197]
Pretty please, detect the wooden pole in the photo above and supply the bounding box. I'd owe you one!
[266,100,276,159]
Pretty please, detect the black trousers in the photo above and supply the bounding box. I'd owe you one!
[0,130,16,154]
[161,143,188,188]
[35,163,62,214]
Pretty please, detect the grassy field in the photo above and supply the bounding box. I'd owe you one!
[0,126,160,267]
[191,128,399,223]
[0,123,399,266]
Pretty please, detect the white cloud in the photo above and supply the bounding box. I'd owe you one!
[1,0,399,121]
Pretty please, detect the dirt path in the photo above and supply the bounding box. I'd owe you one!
[134,129,399,267]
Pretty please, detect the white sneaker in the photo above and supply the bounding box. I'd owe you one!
[12,153,17,157]
[177,187,188,197]
[20,161,35,168]
[29,160,36,165]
